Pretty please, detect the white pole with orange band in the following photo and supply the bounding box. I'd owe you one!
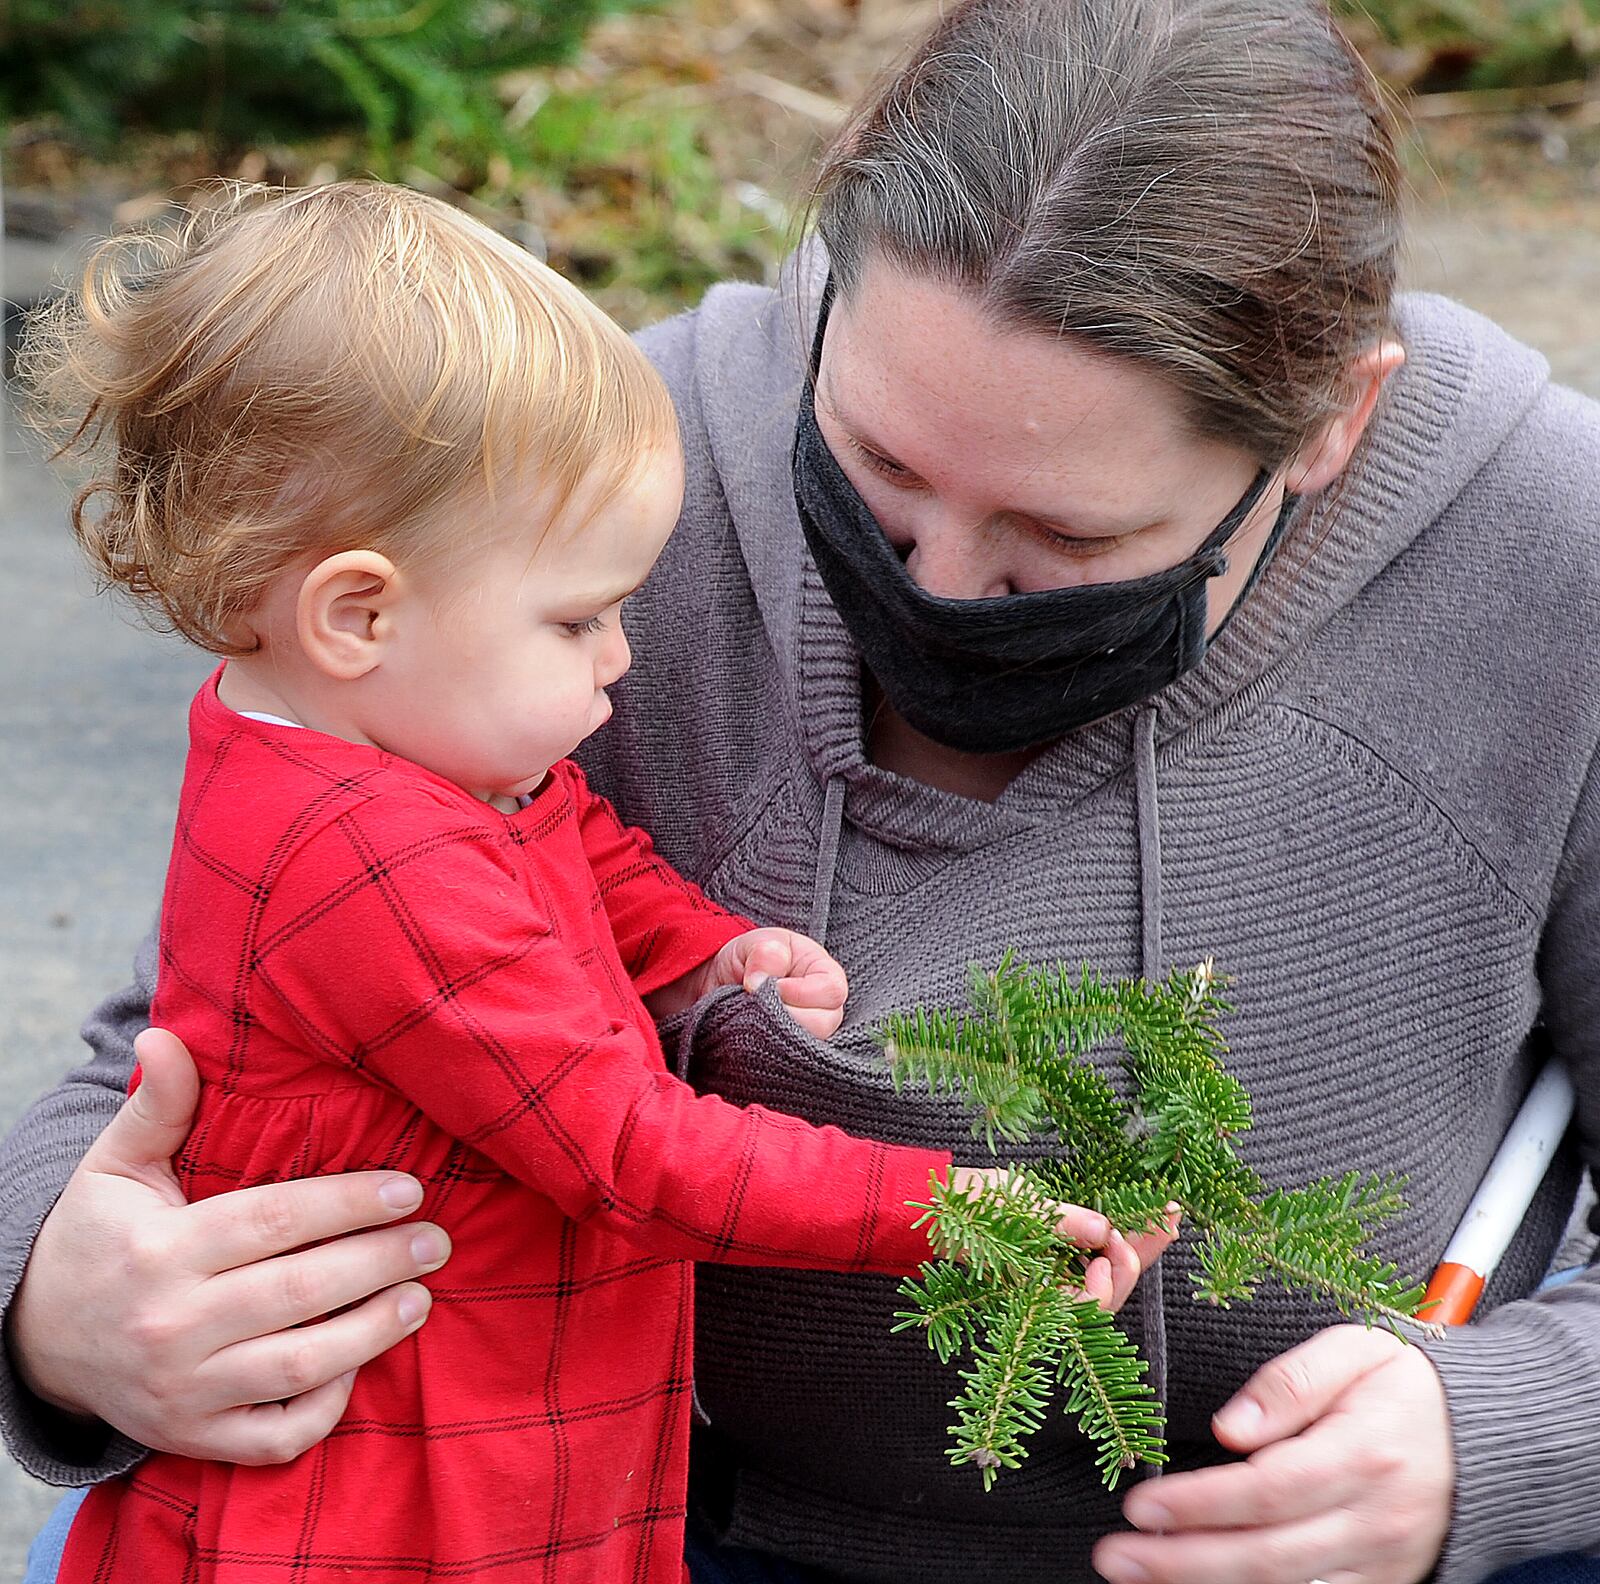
[1422,1060,1577,1326]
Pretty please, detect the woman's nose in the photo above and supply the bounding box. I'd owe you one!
[903,519,1011,601]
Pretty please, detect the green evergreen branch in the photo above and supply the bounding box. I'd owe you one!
[884,1008,1044,1148]
[946,1281,1071,1489]
[913,1170,1063,1282]
[893,1263,993,1364]
[1057,1297,1166,1489]
[880,958,1435,1489]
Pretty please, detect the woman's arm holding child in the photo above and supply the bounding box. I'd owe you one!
[2,932,448,1472]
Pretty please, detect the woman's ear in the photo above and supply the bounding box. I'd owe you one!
[295,550,404,681]
[1285,339,1407,495]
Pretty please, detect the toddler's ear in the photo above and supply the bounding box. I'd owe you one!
[297,550,403,680]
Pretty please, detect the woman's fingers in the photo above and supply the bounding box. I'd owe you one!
[1122,1421,1370,1533]
[196,1220,451,1349]
[183,1170,429,1276]
[1213,1325,1402,1451]
[212,1371,362,1468]
[196,1282,434,1411]
[1095,1507,1355,1584]
[1098,1327,1452,1584]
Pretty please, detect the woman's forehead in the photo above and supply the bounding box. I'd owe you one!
[818,259,1237,527]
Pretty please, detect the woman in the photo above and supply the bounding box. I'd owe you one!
[7,0,1600,1580]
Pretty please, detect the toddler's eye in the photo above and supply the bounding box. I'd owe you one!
[562,615,606,636]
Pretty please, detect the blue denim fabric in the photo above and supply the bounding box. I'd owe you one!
[683,1524,1600,1584]
[1487,1560,1600,1583]
[22,1487,86,1584]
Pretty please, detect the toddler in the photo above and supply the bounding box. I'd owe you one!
[24,182,1162,1583]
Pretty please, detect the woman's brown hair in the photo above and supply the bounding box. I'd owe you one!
[811,0,1402,466]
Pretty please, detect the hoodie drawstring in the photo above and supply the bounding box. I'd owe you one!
[807,741,1171,1476]
[809,777,847,946]
[1133,706,1170,1477]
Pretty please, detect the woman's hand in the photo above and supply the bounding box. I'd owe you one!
[1093,1325,1453,1584]
[6,1028,453,1466]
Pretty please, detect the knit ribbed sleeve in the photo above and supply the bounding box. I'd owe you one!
[1425,1295,1600,1581]
[0,930,153,1485]
[1425,742,1600,1580]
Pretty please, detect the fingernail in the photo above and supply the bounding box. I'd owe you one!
[397,1291,429,1329]
[1216,1396,1263,1438]
[1098,1559,1150,1584]
[1128,1498,1170,1532]
[379,1176,423,1211]
[746,972,770,992]
[1108,1228,1125,1246]
[410,1229,448,1267]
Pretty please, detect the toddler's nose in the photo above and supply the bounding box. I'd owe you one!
[598,623,632,687]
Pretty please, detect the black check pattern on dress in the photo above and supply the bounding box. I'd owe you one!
[60,675,947,1584]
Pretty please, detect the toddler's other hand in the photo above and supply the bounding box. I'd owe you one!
[947,1167,1181,1315]
[715,927,849,1039]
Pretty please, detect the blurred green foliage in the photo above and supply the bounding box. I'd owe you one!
[511,88,776,313]
[3,0,1594,322]
[1336,0,1600,89]
[0,0,653,170]
[0,0,785,317]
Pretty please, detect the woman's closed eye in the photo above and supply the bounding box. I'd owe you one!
[848,436,923,487]
[1006,516,1132,560]
[848,437,1140,561]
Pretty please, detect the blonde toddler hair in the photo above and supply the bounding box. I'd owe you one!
[21,181,680,655]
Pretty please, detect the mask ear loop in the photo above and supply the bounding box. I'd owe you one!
[808,274,836,383]
[1202,467,1276,561]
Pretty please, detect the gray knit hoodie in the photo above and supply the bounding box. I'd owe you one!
[4,256,1600,1584]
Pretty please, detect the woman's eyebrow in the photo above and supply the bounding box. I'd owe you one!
[815,378,921,474]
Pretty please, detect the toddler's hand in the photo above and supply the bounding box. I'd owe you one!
[948,1167,1181,1314]
[711,927,849,1039]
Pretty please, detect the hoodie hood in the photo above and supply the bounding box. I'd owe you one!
[689,251,1553,1444]
[690,243,1553,826]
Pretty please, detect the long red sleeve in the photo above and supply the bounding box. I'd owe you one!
[248,766,945,1276]
[567,760,753,995]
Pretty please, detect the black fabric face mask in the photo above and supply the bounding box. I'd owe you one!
[791,286,1298,755]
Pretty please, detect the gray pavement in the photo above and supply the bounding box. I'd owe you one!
[0,409,207,1571]
[0,200,1596,1574]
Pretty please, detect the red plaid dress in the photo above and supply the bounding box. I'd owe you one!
[61,673,949,1584]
